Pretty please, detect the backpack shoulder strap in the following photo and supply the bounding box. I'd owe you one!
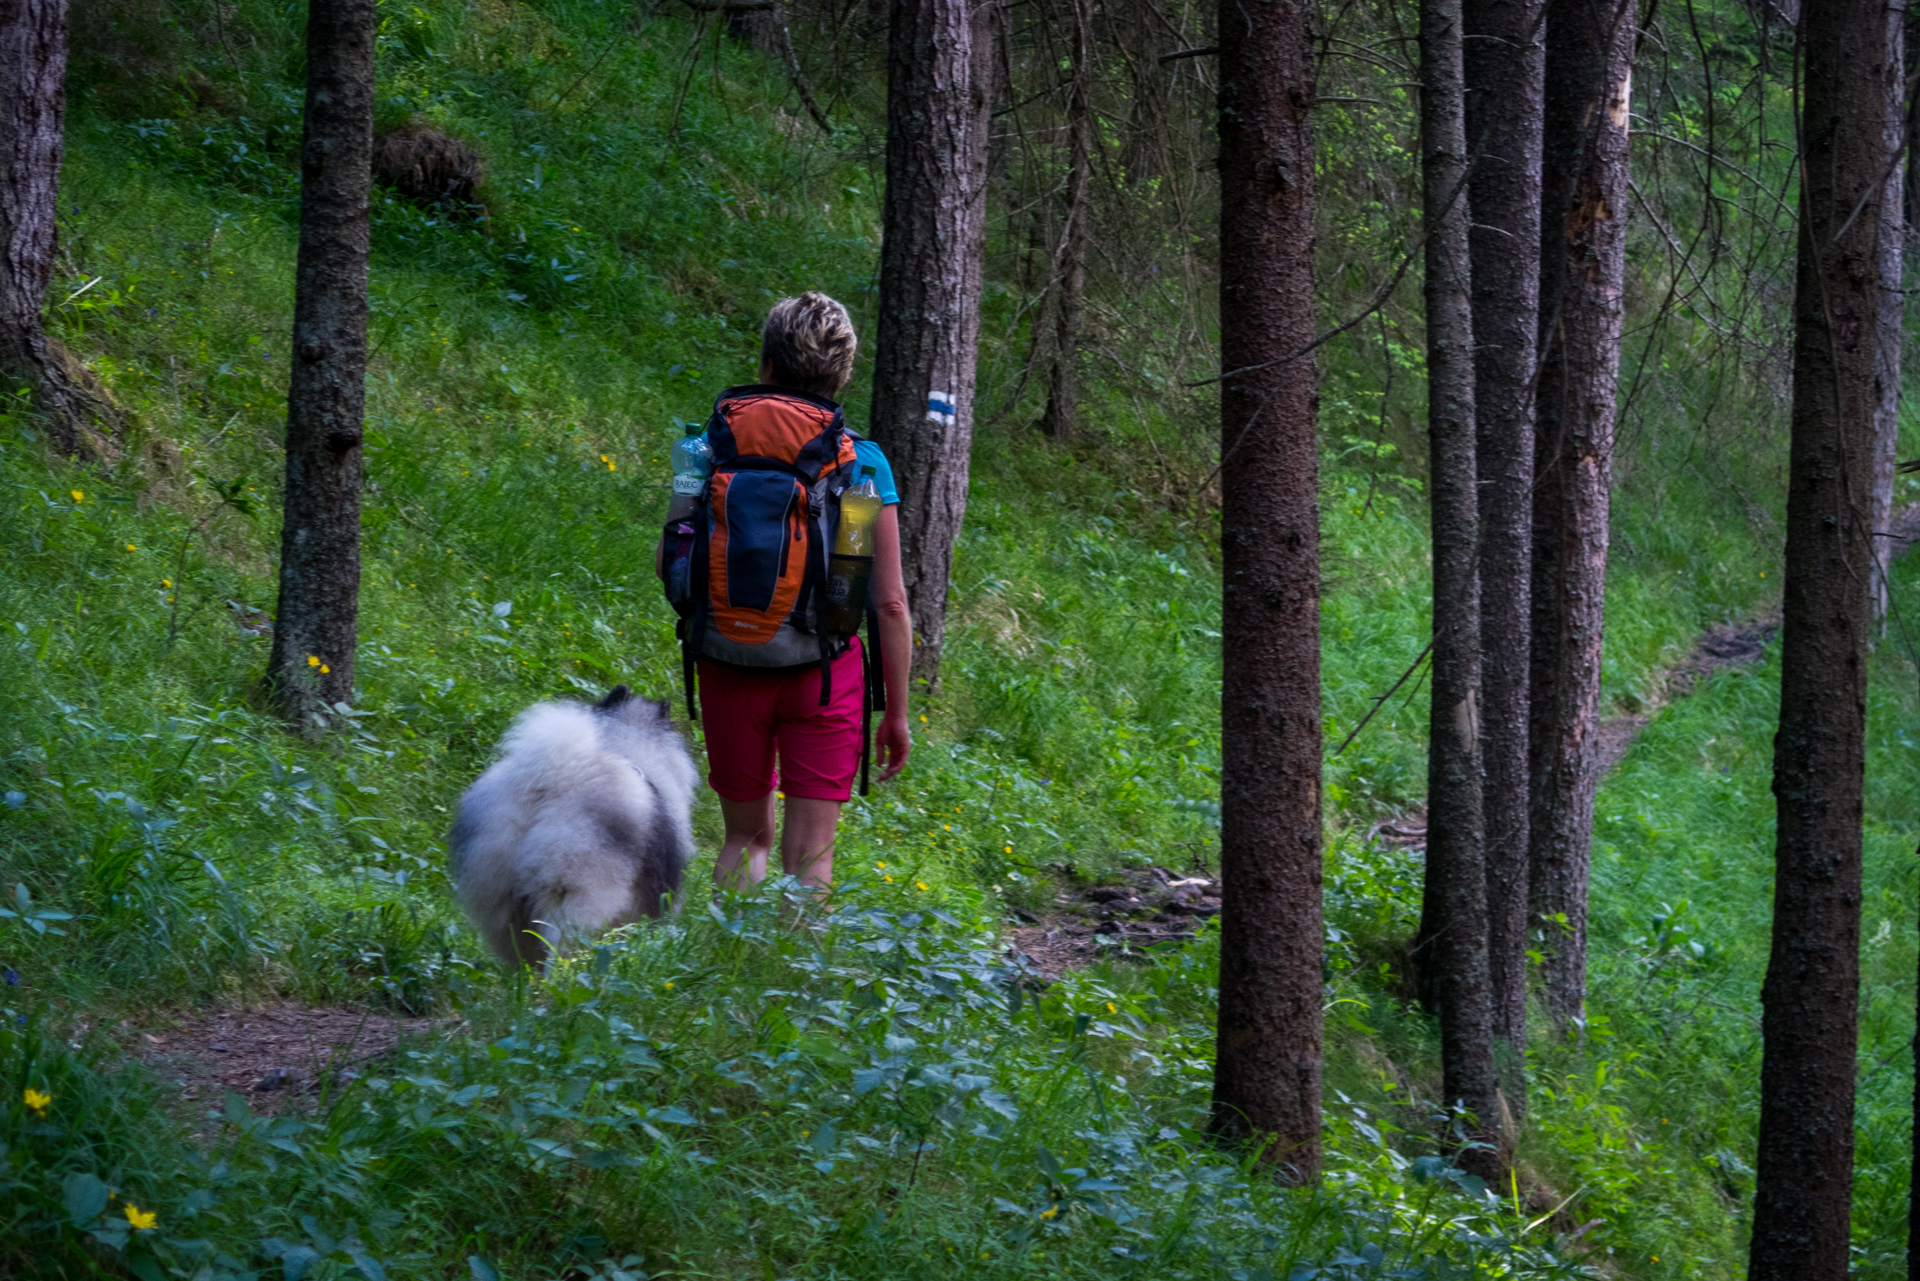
[705,391,742,467]
[681,511,713,721]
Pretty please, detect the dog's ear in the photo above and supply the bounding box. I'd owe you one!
[650,698,672,721]
[596,684,633,711]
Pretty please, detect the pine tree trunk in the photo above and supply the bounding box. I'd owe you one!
[868,0,991,687]
[1528,0,1633,1031]
[1872,8,1903,623]
[1907,16,1920,235]
[1037,0,1092,444]
[1464,0,1542,1102]
[1748,2,1886,1273]
[1417,0,1499,1179]
[726,3,778,52]
[0,0,113,458]
[266,0,375,727]
[1911,854,1920,1281]
[1207,0,1323,1184]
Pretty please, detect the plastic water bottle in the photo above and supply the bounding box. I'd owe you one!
[825,466,882,635]
[666,423,712,520]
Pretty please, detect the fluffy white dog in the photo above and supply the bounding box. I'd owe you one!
[449,685,697,968]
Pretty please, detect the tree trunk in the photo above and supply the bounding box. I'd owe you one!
[1207,0,1323,1184]
[1911,848,1920,1281]
[266,0,375,727]
[1037,0,1092,443]
[1464,0,1542,1108]
[1748,3,1886,1274]
[1873,7,1903,623]
[1528,0,1633,1031]
[725,3,778,52]
[867,0,991,688]
[1908,10,1920,235]
[1416,0,1500,1180]
[0,0,114,458]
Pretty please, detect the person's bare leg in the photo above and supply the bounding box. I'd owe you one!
[780,796,843,887]
[714,793,776,890]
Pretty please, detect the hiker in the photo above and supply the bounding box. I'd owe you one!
[658,292,912,890]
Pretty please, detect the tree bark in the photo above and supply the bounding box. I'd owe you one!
[867,0,991,688]
[1528,0,1633,1031]
[1207,0,1323,1184]
[725,2,778,51]
[1416,0,1500,1180]
[1873,6,1903,623]
[1748,2,1886,1274]
[1037,0,1092,443]
[266,0,375,727]
[1911,846,1920,1281]
[0,0,115,458]
[1907,10,1920,236]
[1464,0,1542,1106]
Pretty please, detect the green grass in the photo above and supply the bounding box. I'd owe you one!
[3,879,1603,1279]
[2,0,1917,1275]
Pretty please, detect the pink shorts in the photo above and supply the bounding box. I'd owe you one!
[698,638,865,803]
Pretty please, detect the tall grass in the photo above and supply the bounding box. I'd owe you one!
[2,880,1604,1278]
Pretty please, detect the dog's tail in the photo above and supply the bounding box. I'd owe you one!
[496,703,606,786]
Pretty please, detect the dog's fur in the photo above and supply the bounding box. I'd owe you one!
[448,685,697,968]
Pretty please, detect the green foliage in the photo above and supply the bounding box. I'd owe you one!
[0,1013,187,1278]
[0,882,1589,1278]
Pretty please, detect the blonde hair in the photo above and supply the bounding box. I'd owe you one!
[760,292,858,398]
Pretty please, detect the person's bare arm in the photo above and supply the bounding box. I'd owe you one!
[869,505,913,781]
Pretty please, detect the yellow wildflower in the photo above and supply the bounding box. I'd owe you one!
[307,655,321,667]
[883,875,894,883]
[123,1204,158,1231]
[125,544,137,552]
[69,490,83,503]
[320,665,331,674]
[1105,1002,1117,1014]
[161,579,172,588]
[663,980,674,990]
[916,880,929,891]
[600,454,615,471]
[1041,1207,1057,1219]
[22,1088,49,1115]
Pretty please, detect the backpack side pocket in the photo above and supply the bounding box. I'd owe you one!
[659,517,700,619]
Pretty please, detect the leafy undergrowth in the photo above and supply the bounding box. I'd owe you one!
[4,879,1592,1280]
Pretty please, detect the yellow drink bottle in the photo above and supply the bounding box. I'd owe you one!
[826,466,882,635]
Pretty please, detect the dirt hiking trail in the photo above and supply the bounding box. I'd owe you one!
[1014,607,1789,978]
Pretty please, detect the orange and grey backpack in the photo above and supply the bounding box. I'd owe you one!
[657,384,888,792]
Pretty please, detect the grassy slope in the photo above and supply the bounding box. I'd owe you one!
[0,0,1915,1275]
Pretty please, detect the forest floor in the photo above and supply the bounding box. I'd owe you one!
[126,597,1793,1076]
[120,1004,444,1122]
[85,560,1830,1145]
[1010,602,1790,982]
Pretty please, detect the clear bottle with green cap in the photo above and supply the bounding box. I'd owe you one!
[825,465,883,635]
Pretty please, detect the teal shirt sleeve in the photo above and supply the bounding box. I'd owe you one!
[852,439,900,506]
